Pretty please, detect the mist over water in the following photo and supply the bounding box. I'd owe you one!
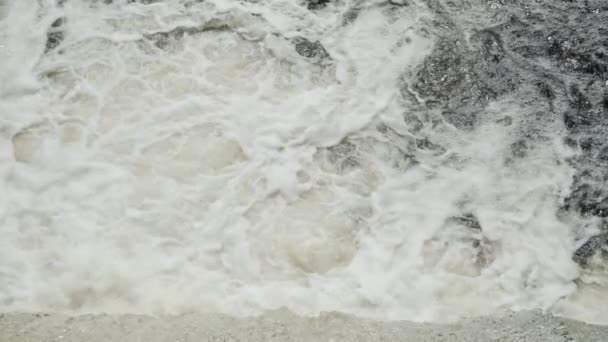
[1,0,608,324]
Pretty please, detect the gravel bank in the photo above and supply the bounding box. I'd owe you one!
[1,310,607,341]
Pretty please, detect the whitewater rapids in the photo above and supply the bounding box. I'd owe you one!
[1,0,607,325]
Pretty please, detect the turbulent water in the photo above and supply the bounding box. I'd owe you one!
[1,0,608,324]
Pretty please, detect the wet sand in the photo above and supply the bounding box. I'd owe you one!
[1,310,607,341]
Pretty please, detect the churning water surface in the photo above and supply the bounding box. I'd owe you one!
[1,0,608,324]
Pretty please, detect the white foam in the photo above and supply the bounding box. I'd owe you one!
[0,0,605,324]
